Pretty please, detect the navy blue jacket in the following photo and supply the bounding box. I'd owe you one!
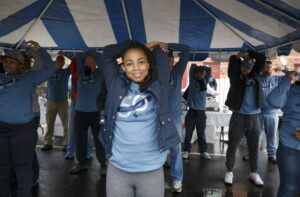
[225,51,266,110]
[100,41,181,157]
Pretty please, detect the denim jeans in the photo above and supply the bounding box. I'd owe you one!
[277,143,300,197]
[183,109,207,153]
[169,116,183,181]
[258,113,278,156]
[65,100,93,158]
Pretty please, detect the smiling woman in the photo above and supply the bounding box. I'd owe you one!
[100,40,180,197]
[121,48,150,83]
[120,41,157,91]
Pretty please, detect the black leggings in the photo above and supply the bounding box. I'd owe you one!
[0,119,37,197]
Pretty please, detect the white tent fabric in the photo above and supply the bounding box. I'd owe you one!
[0,0,299,59]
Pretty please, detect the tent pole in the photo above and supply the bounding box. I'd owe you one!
[256,0,300,25]
[16,0,54,49]
[120,0,132,40]
[193,0,257,51]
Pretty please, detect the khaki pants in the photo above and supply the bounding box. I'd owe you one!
[44,100,68,146]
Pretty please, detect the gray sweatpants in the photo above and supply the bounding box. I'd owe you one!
[226,112,260,172]
[106,163,165,197]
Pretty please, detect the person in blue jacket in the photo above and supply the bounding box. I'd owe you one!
[266,71,299,197]
[167,43,190,193]
[182,64,212,160]
[100,40,180,197]
[0,41,55,197]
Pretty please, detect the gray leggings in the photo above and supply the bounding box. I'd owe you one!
[106,163,165,197]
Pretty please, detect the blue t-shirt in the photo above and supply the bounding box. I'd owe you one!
[187,65,210,111]
[258,75,282,114]
[233,77,261,115]
[46,67,70,102]
[75,65,103,112]
[0,50,55,123]
[110,82,167,172]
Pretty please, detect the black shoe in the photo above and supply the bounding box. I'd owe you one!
[242,154,249,161]
[268,156,277,165]
[41,145,53,151]
[70,163,88,174]
[163,161,171,168]
[100,164,107,176]
[65,155,74,160]
[32,181,39,188]
[62,145,67,152]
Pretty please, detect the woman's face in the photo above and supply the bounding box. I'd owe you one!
[3,57,22,75]
[122,48,150,83]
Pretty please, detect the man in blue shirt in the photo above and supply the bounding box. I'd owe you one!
[182,64,212,160]
[258,61,282,164]
[224,51,265,186]
[70,53,107,175]
[42,56,70,151]
[242,61,283,164]
[167,43,190,193]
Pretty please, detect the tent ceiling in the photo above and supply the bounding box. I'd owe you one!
[0,0,299,59]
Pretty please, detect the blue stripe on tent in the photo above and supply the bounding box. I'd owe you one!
[0,0,48,37]
[239,0,300,29]
[41,0,87,49]
[179,0,215,51]
[198,0,277,46]
[191,53,208,61]
[104,0,130,43]
[277,44,292,56]
[123,0,147,43]
[262,0,300,21]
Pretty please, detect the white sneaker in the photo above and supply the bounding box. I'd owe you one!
[201,152,212,160]
[182,151,189,159]
[172,180,182,193]
[224,171,233,185]
[249,173,264,186]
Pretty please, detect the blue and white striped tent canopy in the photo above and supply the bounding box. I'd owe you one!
[0,0,300,59]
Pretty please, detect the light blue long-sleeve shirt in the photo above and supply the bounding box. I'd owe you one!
[46,67,70,102]
[258,75,282,114]
[75,53,103,112]
[0,49,55,124]
[267,76,300,151]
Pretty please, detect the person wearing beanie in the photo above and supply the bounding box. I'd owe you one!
[224,51,266,186]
